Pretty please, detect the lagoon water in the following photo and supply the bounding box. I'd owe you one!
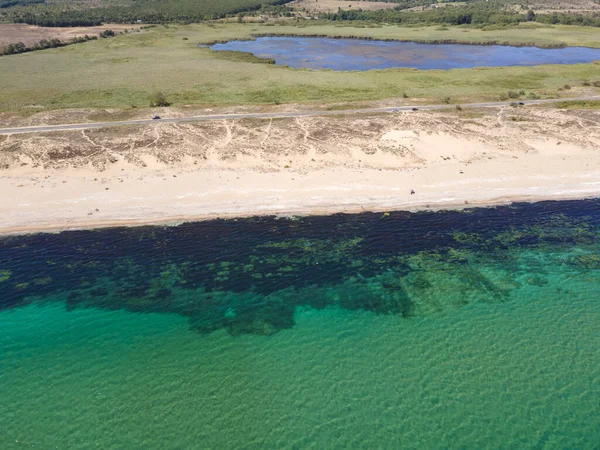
[210,36,600,70]
[1,200,600,448]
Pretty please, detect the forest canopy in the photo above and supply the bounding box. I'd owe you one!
[321,5,600,27]
[1,0,600,27]
[0,0,294,25]
[0,0,44,8]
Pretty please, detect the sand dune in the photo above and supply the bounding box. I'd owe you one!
[0,106,599,234]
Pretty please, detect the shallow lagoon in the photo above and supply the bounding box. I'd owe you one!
[1,200,600,448]
[210,36,600,70]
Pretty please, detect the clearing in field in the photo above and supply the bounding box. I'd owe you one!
[0,23,144,49]
[289,0,398,13]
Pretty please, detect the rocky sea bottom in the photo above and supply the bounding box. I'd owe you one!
[1,200,599,448]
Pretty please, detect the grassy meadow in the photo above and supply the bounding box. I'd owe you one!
[543,100,600,109]
[254,21,600,48]
[1,22,600,112]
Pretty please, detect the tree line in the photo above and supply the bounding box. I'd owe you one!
[1,0,295,26]
[320,5,600,27]
[535,12,600,27]
[3,0,599,27]
[0,0,43,8]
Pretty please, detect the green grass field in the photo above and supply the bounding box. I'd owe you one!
[255,21,600,48]
[544,100,600,109]
[1,22,600,112]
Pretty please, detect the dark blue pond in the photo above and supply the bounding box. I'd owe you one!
[209,36,600,70]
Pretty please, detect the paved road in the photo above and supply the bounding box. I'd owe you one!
[1,96,599,135]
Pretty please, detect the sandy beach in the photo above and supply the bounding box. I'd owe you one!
[1,105,599,235]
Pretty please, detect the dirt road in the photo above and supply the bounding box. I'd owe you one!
[1,96,599,136]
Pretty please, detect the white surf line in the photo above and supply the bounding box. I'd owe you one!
[1,96,599,136]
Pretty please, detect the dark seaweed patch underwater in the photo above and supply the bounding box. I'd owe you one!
[2,200,600,448]
[1,200,599,335]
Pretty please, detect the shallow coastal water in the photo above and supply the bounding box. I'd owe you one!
[209,36,600,70]
[1,200,600,448]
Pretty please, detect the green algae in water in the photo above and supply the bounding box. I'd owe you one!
[1,200,600,448]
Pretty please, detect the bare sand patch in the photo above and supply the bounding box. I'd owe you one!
[0,106,599,234]
[290,0,398,13]
[521,0,600,13]
[380,130,495,163]
[380,129,418,142]
[524,138,591,156]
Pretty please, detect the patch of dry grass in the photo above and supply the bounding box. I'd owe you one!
[0,23,144,49]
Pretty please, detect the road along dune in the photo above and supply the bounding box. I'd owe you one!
[0,106,599,234]
[2,96,600,135]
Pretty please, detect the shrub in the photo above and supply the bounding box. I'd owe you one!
[441,96,451,104]
[563,84,571,90]
[582,80,591,86]
[507,90,520,99]
[99,29,115,38]
[526,9,535,21]
[149,92,171,107]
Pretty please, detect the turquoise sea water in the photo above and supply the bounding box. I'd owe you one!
[1,201,600,449]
